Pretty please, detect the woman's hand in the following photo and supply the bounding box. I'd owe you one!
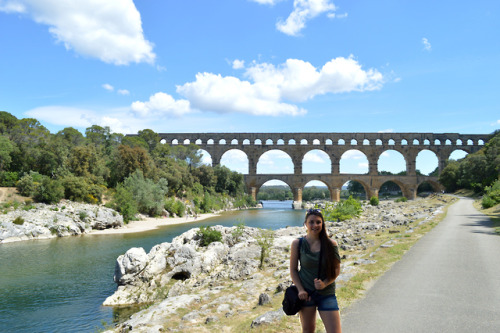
[314,278,326,290]
[298,289,310,301]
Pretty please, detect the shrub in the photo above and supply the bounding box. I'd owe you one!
[482,195,496,209]
[370,196,379,206]
[16,174,36,197]
[112,184,138,223]
[0,171,18,187]
[395,197,408,202]
[257,229,274,269]
[482,180,500,209]
[197,226,222,246]
[121,171,168,216]
[231,222,245,242]
[323,196,362,221]
[173,200,185,217]
[12,216,24,225]
[78,211,88,221]
[33,177,64,204]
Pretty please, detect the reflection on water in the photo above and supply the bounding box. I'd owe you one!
[0,202,304,333]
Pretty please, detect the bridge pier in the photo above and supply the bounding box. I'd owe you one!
[293,187,303,209]
[331,188,341,202]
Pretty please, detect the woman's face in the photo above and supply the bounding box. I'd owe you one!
[305,214,323,235]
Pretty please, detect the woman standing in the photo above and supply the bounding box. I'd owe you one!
[290,208,342,333]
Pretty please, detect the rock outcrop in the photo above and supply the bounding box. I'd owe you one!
[0,200,123,243]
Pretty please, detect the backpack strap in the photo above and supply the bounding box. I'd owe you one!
[297,237,303,263]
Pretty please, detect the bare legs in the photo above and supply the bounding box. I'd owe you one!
[299,307,341,333]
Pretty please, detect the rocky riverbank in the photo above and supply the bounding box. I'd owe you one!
[0,200,124,243]
[103,194,455,332]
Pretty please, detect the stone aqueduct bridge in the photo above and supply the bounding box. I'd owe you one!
[153,132,487,204]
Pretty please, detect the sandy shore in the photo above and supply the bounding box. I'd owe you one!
[90,213,220,235]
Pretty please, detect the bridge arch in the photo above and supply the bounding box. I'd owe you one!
[257,149,294,174]
[303,149,331,173]
[340,149,369,174]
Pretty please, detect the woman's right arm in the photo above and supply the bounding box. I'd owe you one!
[289,238,309,301]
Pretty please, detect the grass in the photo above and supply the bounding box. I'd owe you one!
[473,200,500,235]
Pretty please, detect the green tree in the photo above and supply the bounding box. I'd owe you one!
[0,136,14,171]
[138,129,160,153]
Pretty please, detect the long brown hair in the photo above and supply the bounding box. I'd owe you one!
[305,209,339,280]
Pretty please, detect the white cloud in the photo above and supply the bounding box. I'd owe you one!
[177,72,306,116]
[244,56,384,102]
[342,150,366,160]
[102,83,114,92]
[232,59,245,70]
[250,0,283,4]
[117,89,130,95]
[276,0,338,36]
[222,150,248,162]
[358,162,368,168]
[303,151,327,163]
[422,37,432,51]
[0,0,155,65]
[175,56,383,117]
[131,92,192,117]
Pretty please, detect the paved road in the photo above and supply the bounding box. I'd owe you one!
[341,198,500,333]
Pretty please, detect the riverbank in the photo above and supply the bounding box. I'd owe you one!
[103,194,457,332]
[90,213,221,235]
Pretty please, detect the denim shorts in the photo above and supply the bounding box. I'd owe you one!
[303,292,339,311]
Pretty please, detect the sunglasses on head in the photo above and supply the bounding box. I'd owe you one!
[306,208,322,215]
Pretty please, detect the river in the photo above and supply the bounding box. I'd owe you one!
[0,201,304,333]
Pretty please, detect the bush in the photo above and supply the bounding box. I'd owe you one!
[395,197,408,202]
[257,229,274,269]
[197,226,222,246]
[12,216,24,225]
[16,174,36,197]
[323,196,362,221]
[112,184,138,223]
[482,195,496,209]
[121,171,168,216]
[0,171,18,187]
[370,196,379,206]
[231,222,245,242]
[33,177,64,204]
[482,180,500,208]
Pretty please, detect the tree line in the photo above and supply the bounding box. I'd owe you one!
[0,111,256,221]
[439,130,500,207]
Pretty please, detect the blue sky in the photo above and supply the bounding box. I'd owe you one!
[1,0,499,180]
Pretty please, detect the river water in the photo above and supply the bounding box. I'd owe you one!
[0,201,304,333]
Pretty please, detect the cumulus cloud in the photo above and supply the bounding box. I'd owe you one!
[243,56,384,102]
[342,150,366,160]
[0,0,155,65]
[174,56,383,117]
[422,37,432,51]
[276,0,338,36]
[250,0,283,5]
[131,92,192,117]
[303,151,327,163]
[102,83,114,92]
[177,73,306,116]
[232,59,245,69]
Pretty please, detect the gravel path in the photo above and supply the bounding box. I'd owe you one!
[341,197,500,333]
